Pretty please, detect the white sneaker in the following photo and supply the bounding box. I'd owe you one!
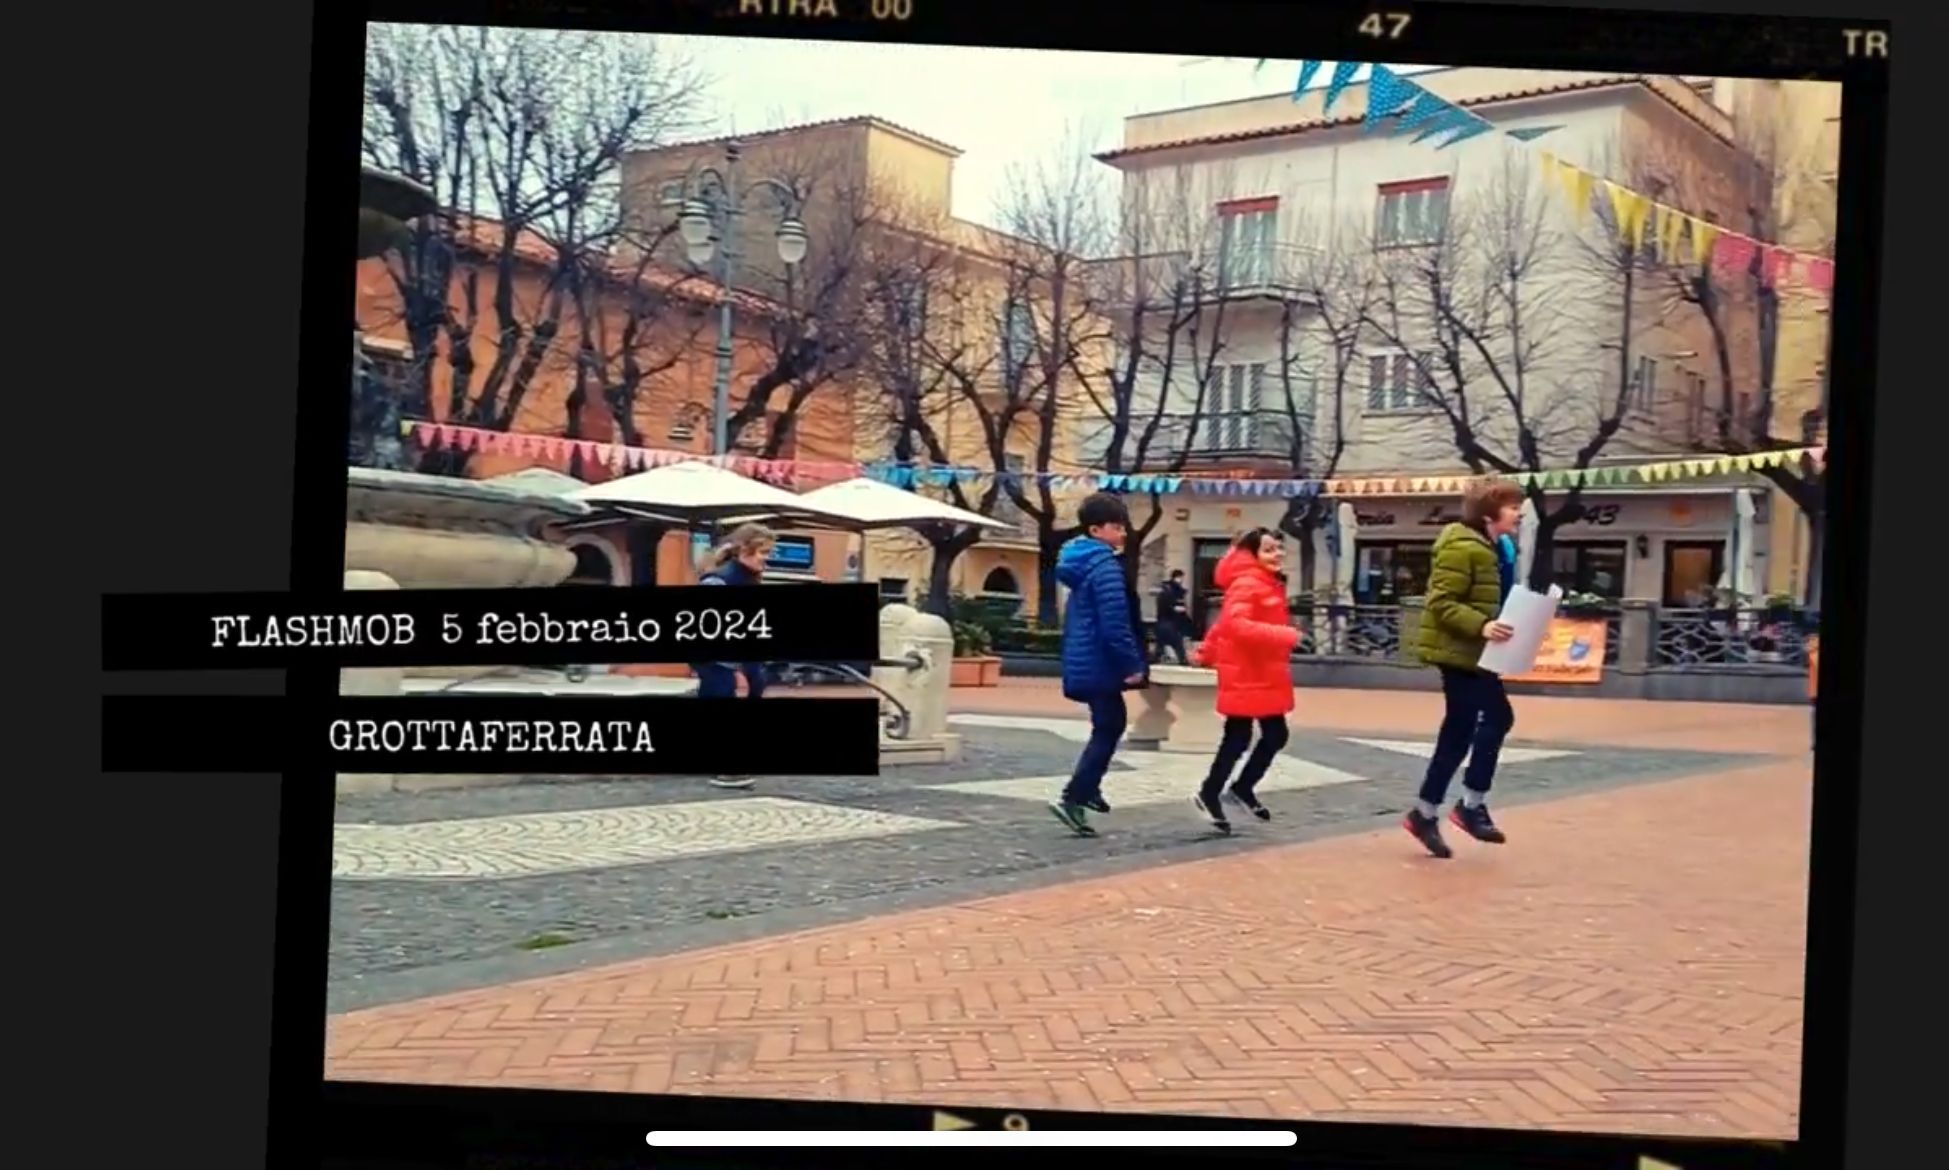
[708,776,756,790]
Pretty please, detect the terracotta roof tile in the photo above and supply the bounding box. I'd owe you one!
[652,115,963,159]
[1097,75,1724,162]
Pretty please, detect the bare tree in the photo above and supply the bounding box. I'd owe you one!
[1272,213,1381,594]
[361,25,701,474]
[853,230,1023,616]
[1361,147,1638,589]
[1060,164,1239,620]
[633,141,896,461]
[1632,86,1834,603]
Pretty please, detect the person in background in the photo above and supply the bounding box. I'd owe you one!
[1404,479,1524,858]
[693,522,776,791]
[1190,528,1300,834]
[1154,569,1191,664]
[1048,493,1148,838]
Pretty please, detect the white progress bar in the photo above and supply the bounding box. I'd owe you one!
[647,1131,1299,1147]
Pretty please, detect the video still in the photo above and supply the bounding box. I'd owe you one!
[287,2,1877,1166]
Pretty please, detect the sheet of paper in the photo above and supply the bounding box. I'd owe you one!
[1474,584,1563,676]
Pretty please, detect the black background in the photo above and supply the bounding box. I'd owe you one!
[61,1,1926,1168]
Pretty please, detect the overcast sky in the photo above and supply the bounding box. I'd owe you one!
[652,40,1442,229]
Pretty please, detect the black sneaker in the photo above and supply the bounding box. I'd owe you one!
[1227,787,1272,821]
[1193,794,1232,835]
[1048,800,1097,837]
[1450,802,1507,844]
[1080,795,1112,815]
[1403,809,1453,858]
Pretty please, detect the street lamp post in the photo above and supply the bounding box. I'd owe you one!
[675,142,811,461]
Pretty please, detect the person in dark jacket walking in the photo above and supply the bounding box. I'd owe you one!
[1154,569,1191,663]
[1048,493,1148,837]
[694,523,776,790]
[1403,479,1524,857]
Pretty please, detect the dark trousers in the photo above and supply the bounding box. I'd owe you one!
[1418,665,1515,806]
[1200,716,1290,803]
[1064,692,1127,804]
[696,663,767,700]
[1156,618,1189,664]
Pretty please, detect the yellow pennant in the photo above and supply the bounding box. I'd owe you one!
[1714,457,1733,475]
[1729,454,1753,472]
[1605,181,1652,250]
[1688,217,1722,267]
[1655,204,1687,262]
[1563,162,1596,223]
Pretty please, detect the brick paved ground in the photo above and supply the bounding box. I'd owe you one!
[946,678,1810,755]
[327,754,1808,1138]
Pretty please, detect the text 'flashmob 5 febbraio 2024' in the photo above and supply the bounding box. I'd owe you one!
[97,583,880,668]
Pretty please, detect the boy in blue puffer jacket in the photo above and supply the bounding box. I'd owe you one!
[1048,493,1148,837]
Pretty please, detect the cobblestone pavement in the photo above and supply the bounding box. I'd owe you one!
[328,718,1761,1013]
[327,758,1810,1139]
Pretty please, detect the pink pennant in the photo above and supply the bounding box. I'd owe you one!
[408,422,433,448]
[541,437,563,463]
[425,424,449,450]
[1804,257,1835,292]
[1713,233,1758,278]
[478,430,505,454]
[1760,247,1792,288]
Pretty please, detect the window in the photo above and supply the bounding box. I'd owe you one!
[1217,197,1278,288]
[889,274,928,340]
[1367,351,1436,412]
[878,577,911,605]
[359,341,415,399]
[1663,541,1726,608]
[1376,178,1450,248]
[1630,356,1658,415]
[1547,541,1628,599]
[1203,362,1265,450]
[1683,369,1708,443]
[1354,542,1435,605]
[999,302,1035,382]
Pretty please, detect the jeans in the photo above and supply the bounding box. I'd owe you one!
[1155,619,1189,664]
[1418,666,1515,806]
[1200,716,1290,805]
[1064,692,1128,804]
[696,663,767,700]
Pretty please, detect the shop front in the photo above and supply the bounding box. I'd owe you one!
[1343,488,1750,604]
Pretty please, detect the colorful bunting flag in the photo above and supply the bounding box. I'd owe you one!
[1364,65,1419,131]
[1322,62,1360,113]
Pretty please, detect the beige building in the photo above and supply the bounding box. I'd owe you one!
[1090,68,1832,624]
[1709,79,1839,602]
[620,117,1088,617]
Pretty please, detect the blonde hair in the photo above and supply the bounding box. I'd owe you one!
[698,522,777,573]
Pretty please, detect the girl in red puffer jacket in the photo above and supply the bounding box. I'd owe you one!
[1190,527,1301,834]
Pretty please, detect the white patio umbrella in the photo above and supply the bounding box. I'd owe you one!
[789,477,1014,531]
[569,459,859,527]
[1516,497,1541,585]
[1333,500,1360,601]
[1731,490,1759,604]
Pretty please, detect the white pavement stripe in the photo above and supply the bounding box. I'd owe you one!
[1341,737,1579,764]
[949,714,1094,743]
[936,755,1366,807]
[333,798,958,881]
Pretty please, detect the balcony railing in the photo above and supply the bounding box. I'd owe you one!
[1090,243,1321,309]
[1141,407,1315,466]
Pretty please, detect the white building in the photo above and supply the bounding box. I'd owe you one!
[1088,68,1777,629]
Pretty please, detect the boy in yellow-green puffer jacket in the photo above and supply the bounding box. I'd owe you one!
[1404,478,1525,859]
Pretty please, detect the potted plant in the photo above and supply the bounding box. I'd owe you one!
[1558,590,1620,620]
[1761,591,1799,625]
[949,621,1002,687]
